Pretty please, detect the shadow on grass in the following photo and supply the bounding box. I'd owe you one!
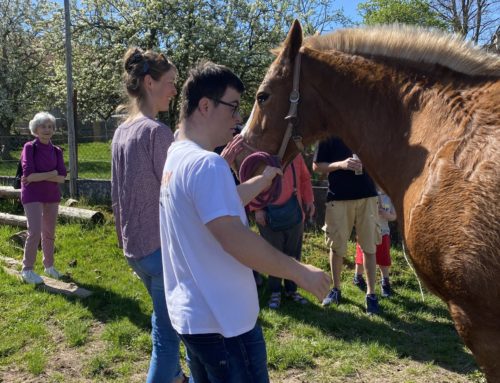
[257,282,478,376]
[75,283,151,330]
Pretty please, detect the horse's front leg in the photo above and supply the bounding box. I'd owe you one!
[448,300,500,383]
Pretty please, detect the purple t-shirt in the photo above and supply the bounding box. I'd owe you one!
[20,138,67,204]
[111,116,174,260]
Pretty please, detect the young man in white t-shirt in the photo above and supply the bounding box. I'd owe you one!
[159,61,331,383]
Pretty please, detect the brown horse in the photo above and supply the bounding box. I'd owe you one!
[237,20,500,381]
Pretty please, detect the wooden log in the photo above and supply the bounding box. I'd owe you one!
[0,186,20,199]
[0,187,103,224]
[58,206,104,224]
[0,208,103,227]
[64,198,79,206]
[10,230,29,249]
[0,255,22,267]
[37,277,93,298]
[0,255,92,298]
[0,212,27,228]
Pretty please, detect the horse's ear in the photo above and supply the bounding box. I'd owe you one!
[279,20,303,64]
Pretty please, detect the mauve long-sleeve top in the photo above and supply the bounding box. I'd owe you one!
[111,116,174,260]
[20,138,67,205]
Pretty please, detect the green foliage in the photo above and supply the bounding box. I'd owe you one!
[0,0,59,158]
[358,0,447,29]
[45,0,348,128]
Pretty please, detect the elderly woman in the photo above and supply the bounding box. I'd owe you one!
[20,112,67,284]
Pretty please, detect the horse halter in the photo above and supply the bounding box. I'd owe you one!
[238,53,303,208]
[277,52,304,160]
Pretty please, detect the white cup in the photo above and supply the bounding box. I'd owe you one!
[352,153,363,175]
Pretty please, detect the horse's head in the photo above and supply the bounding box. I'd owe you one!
[235,20,326,174]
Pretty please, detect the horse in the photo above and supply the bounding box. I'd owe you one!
[236,20,500,381]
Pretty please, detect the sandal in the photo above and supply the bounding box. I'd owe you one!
[285,291,308,305]
[268,292,281,309]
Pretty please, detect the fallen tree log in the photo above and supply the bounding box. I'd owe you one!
[10,230,29,249]
[0,187,104,224]
[0,212,27,228]
[58,206,104,224]
[0,255,92,298]
[0,209,103,227]
[0,186,20,199]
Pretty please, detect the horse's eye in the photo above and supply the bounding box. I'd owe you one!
[257,92,269,105]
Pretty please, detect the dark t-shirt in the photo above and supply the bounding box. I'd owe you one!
[313,137,377,201]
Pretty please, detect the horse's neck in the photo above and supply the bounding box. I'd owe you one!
[305,50,431,208]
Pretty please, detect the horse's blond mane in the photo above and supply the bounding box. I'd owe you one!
[303,24,500,77]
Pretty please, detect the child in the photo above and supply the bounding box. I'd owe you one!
[353,187,397,297]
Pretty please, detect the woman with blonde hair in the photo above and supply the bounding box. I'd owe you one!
[111,47,187,383]
[20,112,66,284]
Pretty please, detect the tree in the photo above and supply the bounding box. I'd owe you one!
[358,0,500,46]
[46,0,349,129]
[0,0,58,159]
[429,0,500,44]
[358,0,447,28]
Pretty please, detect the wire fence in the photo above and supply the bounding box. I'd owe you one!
[0,129,115,180]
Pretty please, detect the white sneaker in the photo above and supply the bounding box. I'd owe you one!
[21,270,44,285]
[44,266,62,279]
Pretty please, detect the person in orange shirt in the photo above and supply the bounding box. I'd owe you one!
[252,154,315,309]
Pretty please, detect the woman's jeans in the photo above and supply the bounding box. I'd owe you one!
[23,202,59,271]
[127,248,183,383]
[180,324,269,383]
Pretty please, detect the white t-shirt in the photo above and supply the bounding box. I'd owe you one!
[159,140,259,337]
[378,192,395,236]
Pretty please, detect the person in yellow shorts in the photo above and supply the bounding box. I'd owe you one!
[313,137,381,315]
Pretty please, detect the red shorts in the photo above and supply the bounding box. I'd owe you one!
[356,234,391,267]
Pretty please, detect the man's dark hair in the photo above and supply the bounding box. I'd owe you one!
[180,61,245,120]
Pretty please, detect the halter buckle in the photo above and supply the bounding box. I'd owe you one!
[289,90,300,103]
[292,135,304,152]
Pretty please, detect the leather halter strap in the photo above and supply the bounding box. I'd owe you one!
[277,53,304,160]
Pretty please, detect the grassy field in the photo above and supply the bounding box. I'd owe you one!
[0,199,484,383]
[0,142,112,180]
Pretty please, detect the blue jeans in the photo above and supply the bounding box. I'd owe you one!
[127,248,183,383]
[179,324,269,383]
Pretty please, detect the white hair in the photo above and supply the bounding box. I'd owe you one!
[29,112,56,136]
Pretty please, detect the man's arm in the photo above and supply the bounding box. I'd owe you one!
[206,215,331,300]
[312,158,361,175]
[236,166,282,206]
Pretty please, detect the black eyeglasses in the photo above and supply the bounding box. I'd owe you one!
[211,98,240,118]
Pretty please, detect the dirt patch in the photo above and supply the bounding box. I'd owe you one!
[0,321,124,383]
[270,360,481,382]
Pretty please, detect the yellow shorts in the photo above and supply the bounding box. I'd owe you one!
[322,197,381,257]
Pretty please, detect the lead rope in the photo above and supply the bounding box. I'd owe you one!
[402,240,425,302]
[239,152,282,210]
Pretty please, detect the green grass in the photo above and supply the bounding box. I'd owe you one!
[0,200,485,382]
[0,141,112,180]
